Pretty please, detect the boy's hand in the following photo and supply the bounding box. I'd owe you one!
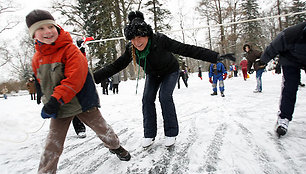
[41,96,60,119]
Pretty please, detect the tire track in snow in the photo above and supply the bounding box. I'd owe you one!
[236,122,281,174]
[198,123,227,173]
[57,127,129,173]
[126,118,198,174]
[58,144,108,172]
[267,131,301,174]
[168,117,198,174]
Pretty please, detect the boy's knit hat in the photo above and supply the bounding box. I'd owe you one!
[124,11,153,40]
[26,9,57,38]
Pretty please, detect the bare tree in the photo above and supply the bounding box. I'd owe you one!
[0,0,19,68]
[197,0,229,54]
[10,30,35,81]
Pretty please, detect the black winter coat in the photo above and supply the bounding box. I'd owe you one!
[94,33,219,83]
[261,22,306,68]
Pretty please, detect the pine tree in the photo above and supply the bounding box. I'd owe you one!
[144,0,171,32]
[288,0,306,25]
[240,0,263,48]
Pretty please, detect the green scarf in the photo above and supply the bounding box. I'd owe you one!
[135,39,151,72]
[135,39,151,94]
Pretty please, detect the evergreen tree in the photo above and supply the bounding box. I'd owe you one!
[288,0,306,25]
[240,0,263,48]
[77,0,118,69]
[144,0,171,32]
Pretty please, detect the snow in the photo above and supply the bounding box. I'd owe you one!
[1,71,306,174]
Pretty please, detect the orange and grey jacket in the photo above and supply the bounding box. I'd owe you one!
[32,26,100,118]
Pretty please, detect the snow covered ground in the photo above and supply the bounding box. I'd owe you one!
[1,71,306,174]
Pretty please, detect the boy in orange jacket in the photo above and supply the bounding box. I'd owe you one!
[26,9,130,174]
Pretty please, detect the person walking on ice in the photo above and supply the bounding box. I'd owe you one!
[26,9,130,174]
[93,11,235,148]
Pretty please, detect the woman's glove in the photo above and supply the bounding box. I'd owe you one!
[218,53,236,61]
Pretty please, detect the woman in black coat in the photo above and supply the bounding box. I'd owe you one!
[94,11,234,148]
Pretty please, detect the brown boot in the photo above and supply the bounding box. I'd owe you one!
[109,146,131,161]
[211,91,217,96]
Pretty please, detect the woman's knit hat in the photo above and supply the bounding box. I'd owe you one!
[26,9,58,38]
[124,11,153,40]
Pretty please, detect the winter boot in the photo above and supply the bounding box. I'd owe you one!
[165,136,176,147]
[142,138,155,148]
[253,89,262,93]
[109,146,131,161]
[221,91,225,97]
[276,117,289,136]
[77,132,86,138]
[211,91,217,96]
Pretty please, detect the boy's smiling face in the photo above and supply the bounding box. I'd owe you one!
[34,24,58,44]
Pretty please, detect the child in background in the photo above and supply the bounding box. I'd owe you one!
[209,61,227,97]
[240,57,248,80]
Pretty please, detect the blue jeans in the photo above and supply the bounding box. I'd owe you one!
[256,69,264,91]
[279,66,300,121]
[212,75,224,92]
[142,71,179,138]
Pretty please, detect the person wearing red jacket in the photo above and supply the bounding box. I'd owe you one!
[26,9,130,173]
[240,57,248,80]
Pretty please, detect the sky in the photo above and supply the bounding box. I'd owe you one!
[1,71,306,173]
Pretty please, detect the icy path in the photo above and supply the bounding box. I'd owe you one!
[1,71,306,174]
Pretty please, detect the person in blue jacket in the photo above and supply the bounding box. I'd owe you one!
[209,61,227,97]
[260,22,306,137]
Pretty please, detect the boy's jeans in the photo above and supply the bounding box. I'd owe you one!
[38,108,120,174]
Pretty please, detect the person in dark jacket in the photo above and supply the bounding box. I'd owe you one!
[243,44,266,93]
[94,11,235,148]
[111,73,121,94]
[100,78,110,95]
[260,22,306,137]
[177,62,188,89]
[198,67,202,80]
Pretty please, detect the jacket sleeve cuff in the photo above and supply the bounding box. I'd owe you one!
[51,94,65,105]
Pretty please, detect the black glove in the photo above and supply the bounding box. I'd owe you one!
[41,96,60,119]
[33,74,42,105]
[218,53,236,62]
